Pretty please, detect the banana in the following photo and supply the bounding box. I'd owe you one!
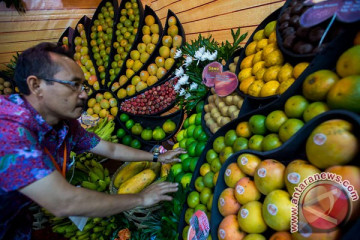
[104,168,109,177]
[82,222,95,232]
[81,181,97,190]
[77,232,90,240]
[96,179,107,192]
[92,217,102,224]
[89,171,100,182]
[65,224,78,234]
[90,232,101,240]
[91,167,104,180]
[93,226,104,233]
[76,162,89,173]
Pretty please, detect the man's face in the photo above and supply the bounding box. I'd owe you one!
[40,53,88,121]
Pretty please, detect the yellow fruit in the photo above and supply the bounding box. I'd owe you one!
[167,25,179,37]
[155,56,165,67]
[139,70,149,81]
[99,109,108,118]
[236,121,252,138]
[117,88,127,99]
[110,107,118,116]
[293,62,309,79]
[126,69,135,79]
[278,63,293,82]
[145,15,155,26]
[262,43,277,59]
[164,58,175,70]
[93,103,101,114]
[336,45,360,77]
[131,75,141,86]
[218,188,241,217]
[147,76,158,86]
[159,46,170,58]
[136,81,148,92]
[239,76,256,94]
[238,68,253,82]
[240,54,255,69]
[268,31,277,44]
[103,91,112,100]
[255,68,266,80]
[86,108,94,115]
[260,80,280,97]
[162,36,173,47]
[117,169,156,194]
[156,67,167,79]
[140,52,150,63]
[87,98,96,108]
[277,78,295,94]
[264,20,277,37]
[252,61,265,75]
[264,65,281,82]
[142,34,152,44]
[168,16,177,26]
[126,84,136,96]
[172,35,183,48]
[248,80,265,97]
[113,162,148,188]
[264,49,284,67]
[150,24,159,34]
[256,38,268,51]
[151,33,160,44]
[142,25,151,35]
[252,50,263,64]
[245,41,258,56]
[237,201,267,234]
[302,69,339,101]
[253,29,265,41]
[147,63,158,76]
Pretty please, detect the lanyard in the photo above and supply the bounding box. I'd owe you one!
[44,144,67,177]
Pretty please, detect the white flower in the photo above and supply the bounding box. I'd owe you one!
[178,74,189,85]
[174,49,182,59]
[184,56,193,67]
[194,47,206,60]
[174,83,181,92]
[175,67,184,77]
[208,50,217,60]
[185,93,191,99]
[189,82,198,90]
[179,88,186,96]
[201,50,211,61]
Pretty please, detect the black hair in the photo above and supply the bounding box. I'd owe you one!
[14,42,74,95]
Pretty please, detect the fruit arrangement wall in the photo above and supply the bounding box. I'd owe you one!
[0,0,285,70]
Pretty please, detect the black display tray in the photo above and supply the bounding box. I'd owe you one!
[58,27,74,53]
[117,108,184,146]
[87,0,119,89]
[105,0,145,88]
[210,109,360,240]
[113,9,186,101]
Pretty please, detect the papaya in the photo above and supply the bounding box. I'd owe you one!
[113,161,148,188]
[117,169,156,194]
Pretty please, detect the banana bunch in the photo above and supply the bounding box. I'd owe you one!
[73,152,105,163]
[43,208,117,240]
[86,118,118,142]
[76,159,111,192]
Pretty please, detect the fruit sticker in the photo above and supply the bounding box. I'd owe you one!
[219,229,226,239]
[240,208,249,218]
[202,62,223,87]
[219,197,225,206]
[236,185,245,195]
[287,172,301,184]
[257,168,267,178]
[225,169,231,177]
[313,133,327,145]
[188,210,210,240]
[214,71,238,97]
[241,156,248,165]
[267,203,278,216]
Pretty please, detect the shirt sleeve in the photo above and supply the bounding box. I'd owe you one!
[68,119,101,154]
[0,120,55,192]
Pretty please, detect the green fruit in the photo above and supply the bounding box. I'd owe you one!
[131,123,143,135]
[232,137,248,152]
[119,113,129,122]
[203,171,215,188]
[193,125,204,140]
[130,139,141,149]
[187,141,198,157]
[125,119,135,129]
[206,149,218,164]
[175,171,185,183]
[196,100,205,113]
[189,157,199,172]
[195,113,202,126]
[185,138,196,148]
[183,118,190,129]
[116,128,126,139]
[170,163,183,176]
[195,142,206,157]
[224,130,238,146]
[141,128,153,141]
[179,153,189,161]
[198,132,208,142]
[249,115,267,135]
[153,127,166,141]
[122,135,132,146]
[182,157,192,172]
[186,125,196,138]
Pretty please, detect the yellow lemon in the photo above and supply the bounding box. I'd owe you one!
[255,68,266,80]
[277,78,295,94]
[245,41,258,56]
[278,63,293,82]
[239,76,256,94]
[253,29,265,41]
[264,49,284,67]
[238,68,253,82]
[252,61,266,75]
[256,38,268,51]
[248,80,265,97]
[264,65,281,82]
[252,50,263,65]
[260,80,280,97]
[240,54,255,69]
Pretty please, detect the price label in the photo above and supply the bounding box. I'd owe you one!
[187,210,210,240]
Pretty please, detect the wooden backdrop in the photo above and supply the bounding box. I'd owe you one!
[0,0,285,70]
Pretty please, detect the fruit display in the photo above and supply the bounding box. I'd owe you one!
[58,27,73,52]
[89,0,116,87]
[0,75,14,95]
[106,0,142,86]
[119,78,177,115]
[277,0,345,56]
[110,6,162,94]
[114,10,184,99]
[118,110,183,144]
[236,15,310,98]
[73,16,100,92]
[86,91,118,120]
[228,56,240,74]
[204,88,244,134]
[211,112,360,239]
[86,117,118,142]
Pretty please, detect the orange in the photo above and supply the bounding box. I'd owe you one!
[200,187,212,205]
[224,130,238,146]
[218,188,241,217]
[302,69,339,101]
[306,119,358,169]
[218,215,245,240]
[203,171,215,188]
[187,191,200,208]
[236,121,252,138]
[232,137,248,152]
[195,176,205,192]
[206,149,218,164]
[239,76,256,94]
[260,80,280,97]
[327,75,360,113]
[237,154,261,176]
[265,110,288,132]
[336,45,360,77]
[213,136,226,153]
[167,25,179,37]
[200,163,211,176]
[261,133,282,151]
[293,62,309,79]
[284,95,309,118]
[278,118,304,142]
[248,135,264,151]
[249,114,267,135]
[210,157,222,173]
[303,101,329,122]
[224,163,245,188]
[219,146,234,164]
[234,177,261,205]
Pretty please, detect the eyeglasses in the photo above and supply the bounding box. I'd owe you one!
[41,77,90,94]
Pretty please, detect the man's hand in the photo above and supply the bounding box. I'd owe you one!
[158,148,187,163]
[139,182,179,207]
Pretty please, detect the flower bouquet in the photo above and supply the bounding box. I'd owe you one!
[173,28,248,113]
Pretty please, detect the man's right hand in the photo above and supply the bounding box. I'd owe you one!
[139,181,179,207]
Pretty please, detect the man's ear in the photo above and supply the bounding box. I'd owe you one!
[27,75,42,96]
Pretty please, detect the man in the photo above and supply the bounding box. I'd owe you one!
[0,42,185,239]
